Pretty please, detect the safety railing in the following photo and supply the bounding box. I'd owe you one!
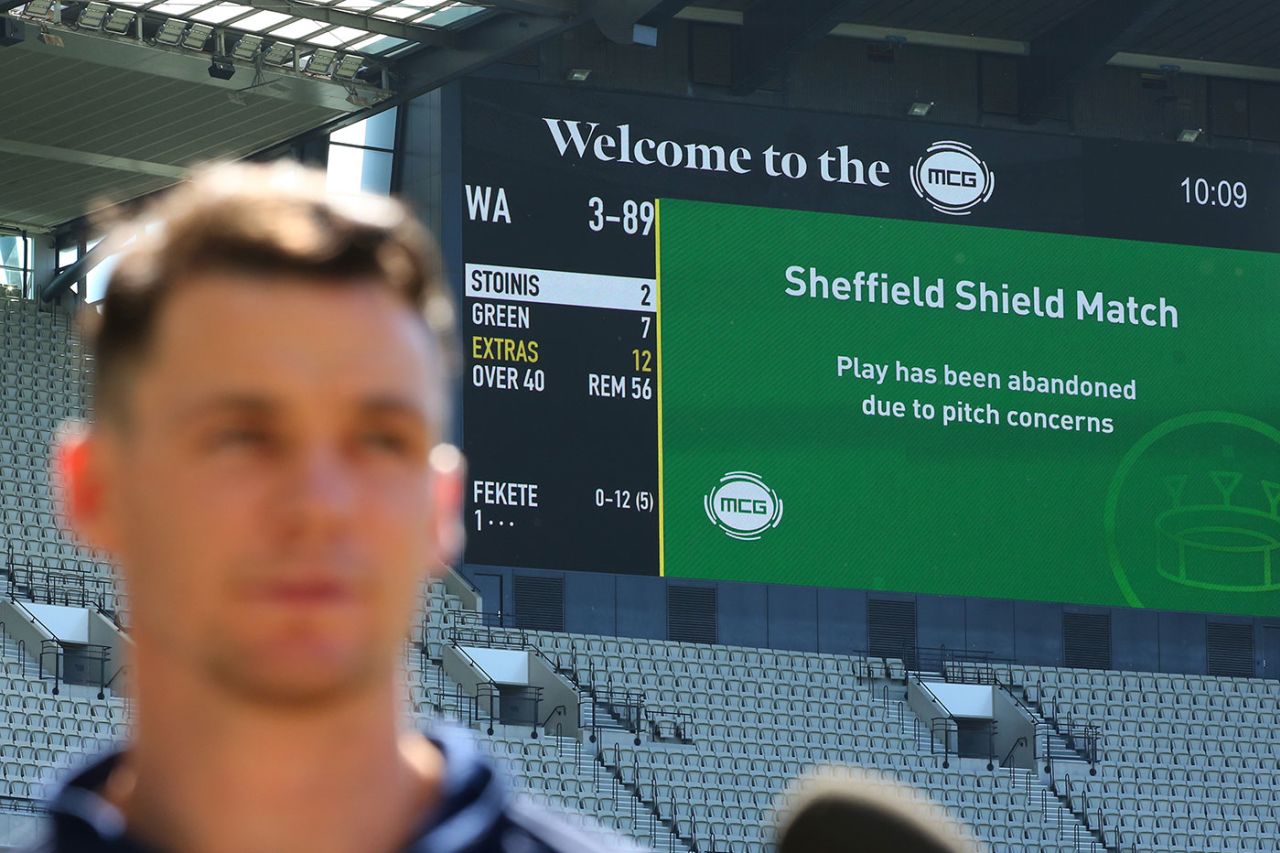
[646,708,695,743]
[930,716,958,768]
[5,546,126,631]
[446,613,580,687]
[0,794,42,814]
[1002,674,1104,772]
[1057,718,1103,768]
[597,742,699,853]
[1059,773,1113,851]
[38,637,112,699]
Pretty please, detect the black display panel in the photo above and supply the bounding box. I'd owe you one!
[453,77,1280,577]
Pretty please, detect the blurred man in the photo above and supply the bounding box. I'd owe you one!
[42,161,624,853]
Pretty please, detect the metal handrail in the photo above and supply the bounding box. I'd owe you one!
[594,739,697,853]
[0,794,42,815]
[1001,735,1028,767]
[539,703,566,729]
[10,597,61,642]
[930,716,958,768]
[104,663,129,692]
[39,638,113,698]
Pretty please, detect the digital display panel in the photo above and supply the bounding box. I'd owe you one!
[454,78,1280,615]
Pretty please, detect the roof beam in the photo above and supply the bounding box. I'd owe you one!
[472,0,578,15]
[393,9,583,104]
[587,0,685,43]
[1019,0,1178,121]
[0,136,186,179]
[233,0,457,46]
[732,0,874,95]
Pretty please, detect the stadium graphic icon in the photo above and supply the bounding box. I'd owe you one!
[704,471,783,541]
[1154,471,1280,591]
[1106,411,1280,609]
[909,140,995,215]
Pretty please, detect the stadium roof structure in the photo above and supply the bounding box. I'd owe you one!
[4,0,1280,232]
[0,0,682,230]
[685,0,1280,98]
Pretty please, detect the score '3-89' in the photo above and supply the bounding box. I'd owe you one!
[588,197,655,235]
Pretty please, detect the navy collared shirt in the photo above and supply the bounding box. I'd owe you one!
[23,724,642,853]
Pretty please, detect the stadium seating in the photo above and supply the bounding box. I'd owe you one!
[4,290,1280,853]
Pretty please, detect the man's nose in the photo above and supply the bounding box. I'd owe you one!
[283,446,358,532]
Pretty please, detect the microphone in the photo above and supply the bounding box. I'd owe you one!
[775,766,981,853]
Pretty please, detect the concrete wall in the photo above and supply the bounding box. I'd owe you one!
[462,647,528,684]
[527,653,581,739]
[0,810,41,852]
[87,611,130,689]
[442,645,488,695]
[456,564,1280,677]
[0,601,53,671]
[907,677,955,757]
[927,683,993,718]
[992,690,1037,770]
[22,603,87,643]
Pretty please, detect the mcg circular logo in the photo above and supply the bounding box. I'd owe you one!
[704,471,784,541]
[910,140,995,216]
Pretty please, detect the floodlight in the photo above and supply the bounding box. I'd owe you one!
[231,32,260,60]
[104,7,134,33]
[305,47,336,76]
[154,17,185,45]
[261,39,292,65]
[333,53,363,80]
[566,68,590,82]
[77,2,109,29]
[23,0,53,20]
[1177,128,1202,144]
[181,21,211,49]
[908,101,933,117]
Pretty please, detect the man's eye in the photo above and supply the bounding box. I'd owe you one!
[363,432,407,452]
[215,428,268,448]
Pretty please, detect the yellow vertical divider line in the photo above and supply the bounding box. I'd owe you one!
[655,198,665,578]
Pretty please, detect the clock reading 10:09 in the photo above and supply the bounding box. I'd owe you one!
[1181,176,1247,208]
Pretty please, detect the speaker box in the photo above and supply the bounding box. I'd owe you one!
[1,17,25,47]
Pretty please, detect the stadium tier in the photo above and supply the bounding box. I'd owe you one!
[4,291,1280,853]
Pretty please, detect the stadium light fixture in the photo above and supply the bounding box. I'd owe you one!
[1177,127,1202,144]
[261,39,292,65]
[22,0,54,20]
[104,7,134,33]
[231,32,260,60]
[77,2,109,29]
[305,47,336,76]
[333,53,363,80]
[182,21,211,49]
[566,68,591,82]
[154,17,185,45]
[908,101,934,117]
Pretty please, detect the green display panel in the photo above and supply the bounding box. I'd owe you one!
[656,198,1280,616]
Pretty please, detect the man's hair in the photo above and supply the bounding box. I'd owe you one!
[83,159,457,434]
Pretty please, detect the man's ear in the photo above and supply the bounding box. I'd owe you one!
[52,420,119,557]
[427,443,466,568]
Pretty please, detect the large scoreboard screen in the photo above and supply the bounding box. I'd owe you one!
[454,78,1280,617]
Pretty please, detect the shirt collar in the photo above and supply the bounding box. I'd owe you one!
[45,721,512,853]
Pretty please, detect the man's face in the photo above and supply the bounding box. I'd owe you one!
[76,275,455,705]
